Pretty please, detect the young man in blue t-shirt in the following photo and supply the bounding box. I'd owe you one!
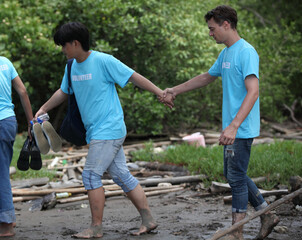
[35,22,173,238]
[162,5,279,240]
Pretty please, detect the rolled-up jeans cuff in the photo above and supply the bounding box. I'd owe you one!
[255,201,268,211]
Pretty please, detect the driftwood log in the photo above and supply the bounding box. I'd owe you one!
[13,196,42,203]
[57,185,185,204]
[11,177,50,189]
[223,189,289,204]
[283,100,302,127]
[207,188,302,240]
[139,175,207,187]
[210,177,267,194]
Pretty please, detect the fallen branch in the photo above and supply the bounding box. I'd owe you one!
[284,100,302,127]
[210,177,267,194]
[139,175,207,187]
[11,177,50,189]
[207,188,302,240]
[145,187,185,197]
[12,184,124,196]
[12,187,87,196]
[48,163,85,170]
[13,196,42,203]
[271,123,294,135]
[13,183,184,197]
[57,185,185,204]
[223,189,288,204]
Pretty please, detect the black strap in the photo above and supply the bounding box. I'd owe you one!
[67,58,74,95]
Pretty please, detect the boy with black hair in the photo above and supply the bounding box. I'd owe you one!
[35,22,173,238]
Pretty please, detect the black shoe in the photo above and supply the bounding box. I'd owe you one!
[29,138,42,170]
[17,136,31,171]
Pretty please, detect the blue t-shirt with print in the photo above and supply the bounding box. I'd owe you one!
[0,56,18,120]
[208,39,260,138]
[60,51,135,143]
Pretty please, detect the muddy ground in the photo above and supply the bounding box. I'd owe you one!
[6,188,302,240]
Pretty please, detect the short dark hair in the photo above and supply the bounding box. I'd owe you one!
[204,5,238,29]
[54,22,90,51]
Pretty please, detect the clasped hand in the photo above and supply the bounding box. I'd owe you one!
[158,88,176,109]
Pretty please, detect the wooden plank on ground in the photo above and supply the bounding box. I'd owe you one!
[11,177,50,189]
[139,175,207,187]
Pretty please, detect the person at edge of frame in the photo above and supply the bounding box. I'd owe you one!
[0,56,34,237]
[160,5,280,240]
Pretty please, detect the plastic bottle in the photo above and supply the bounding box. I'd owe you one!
[56,192,72,199]
[30,113,50,125]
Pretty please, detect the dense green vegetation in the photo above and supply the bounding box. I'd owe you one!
[1,0,301,134]
[131,140,302,189]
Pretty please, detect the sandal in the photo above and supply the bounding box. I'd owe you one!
[17,136,31,171]
[32,122,50,154]
[29,138,42,170]
[41,121,62,152]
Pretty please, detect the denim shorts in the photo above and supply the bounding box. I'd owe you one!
[82,137,138,192]
[0,116,17,223]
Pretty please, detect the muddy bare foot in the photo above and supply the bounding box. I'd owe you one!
[255,212,280,240]
[131,222,158,236]
[0,223,15,237]
[131,209,158,236]
[72,225,103,239]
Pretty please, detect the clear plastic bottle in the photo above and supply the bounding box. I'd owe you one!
[30,113,50,125]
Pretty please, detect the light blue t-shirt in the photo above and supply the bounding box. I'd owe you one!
[60,51,134,143]
[0,56,18,120]
[208,39,260,138]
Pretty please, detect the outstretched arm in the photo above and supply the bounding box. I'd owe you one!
[129,72,174,108]
[163,72,216,99]
[35,88,68,118]
[12,76,34,137]
[219,75,259,145]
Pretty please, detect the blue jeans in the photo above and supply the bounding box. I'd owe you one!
[82,137,138,192]
[224,138,267,213]
[0,116,17,223]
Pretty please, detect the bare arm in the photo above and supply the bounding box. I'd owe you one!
[163,72,217,98]
[219,75,259,145]
[12,76,34,137]
[129,72,163,96]
[35,88,68,118]
[129,72,174,108]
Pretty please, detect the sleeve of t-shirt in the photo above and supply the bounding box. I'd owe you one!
[241,48,259,80]
[208,59,221,77]
[60,64,73,95]
[7,58,18,80]
[208,50,226,77]
[104,55,135,88]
